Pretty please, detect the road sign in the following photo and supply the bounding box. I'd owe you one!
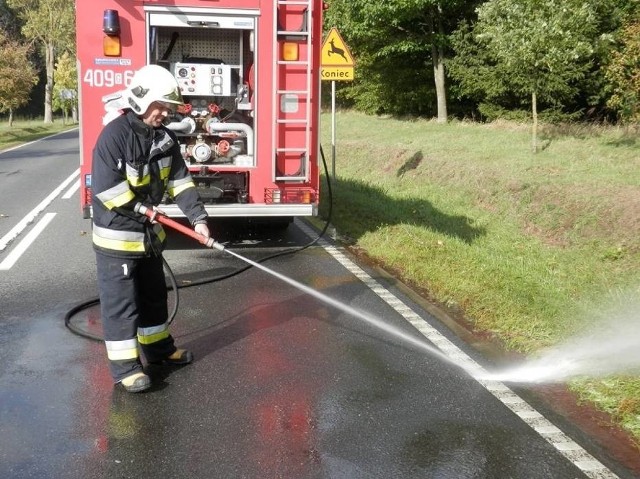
[321,27,354,81]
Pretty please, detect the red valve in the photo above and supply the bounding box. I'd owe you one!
[217,140,230,156]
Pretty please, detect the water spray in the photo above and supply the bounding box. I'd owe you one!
[134,203,472,375]
[136,204,640,386]
[479,311,640,383]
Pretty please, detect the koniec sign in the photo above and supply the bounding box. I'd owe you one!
[321,27,355,82]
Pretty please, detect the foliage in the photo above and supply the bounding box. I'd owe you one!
[52,51,77,123]
[450,0,598,110]
[605,17,640,122]
[0,31,37,124]
[322,0,636,122]
[567,0,634,119]
[7,0,76,52]
[0,1,23,38]
[7,0,76,123]
[323,0,480,116]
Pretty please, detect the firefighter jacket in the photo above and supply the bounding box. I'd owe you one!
[91,110,207,258]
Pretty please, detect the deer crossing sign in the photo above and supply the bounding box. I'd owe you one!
[321,27,354,81]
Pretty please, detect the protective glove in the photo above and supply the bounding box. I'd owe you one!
[194,222,211,239]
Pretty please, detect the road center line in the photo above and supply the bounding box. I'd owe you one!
[0,169,79,252]
[0,213,57,270]
[297,220,619,479]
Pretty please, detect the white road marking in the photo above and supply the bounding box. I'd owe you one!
[297,220,619,479]
[0,169,79,252]
[62,179,80,199]
[0,213,56,270]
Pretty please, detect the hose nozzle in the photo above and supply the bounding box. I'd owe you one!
[207,239,225,251]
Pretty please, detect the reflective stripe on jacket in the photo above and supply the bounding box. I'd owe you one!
[91,111,206,258]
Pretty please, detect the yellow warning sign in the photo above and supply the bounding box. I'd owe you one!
[321,28,354,81]
[321,28,355,67]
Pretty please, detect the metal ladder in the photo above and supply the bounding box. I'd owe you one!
[272,0,313,181]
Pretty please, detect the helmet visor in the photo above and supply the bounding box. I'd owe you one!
[161,88,183,105]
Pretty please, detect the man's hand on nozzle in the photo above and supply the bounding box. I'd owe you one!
[194,222,211,239]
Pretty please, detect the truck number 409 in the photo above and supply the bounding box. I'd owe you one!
[83,69,134,88]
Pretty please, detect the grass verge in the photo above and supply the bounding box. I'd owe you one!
[319,110,640,446]
[0,119,76,151]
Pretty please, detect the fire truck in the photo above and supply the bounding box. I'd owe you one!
[75,0,325,224]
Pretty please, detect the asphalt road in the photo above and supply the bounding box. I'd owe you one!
[0,130,636,479]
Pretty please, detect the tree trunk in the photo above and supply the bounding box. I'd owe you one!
[44,42,54,124]
[433,43,448,124]
[531,90,538,153]
[432,10,448,124]
[8,108,13,127]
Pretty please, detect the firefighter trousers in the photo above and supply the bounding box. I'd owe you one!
[96,251,177,382]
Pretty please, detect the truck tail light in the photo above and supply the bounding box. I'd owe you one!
[282,42,299,61]
[102,9,121,57]
[265,188,315,204]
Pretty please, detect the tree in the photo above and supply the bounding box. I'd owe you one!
[324,0,480,120]
[0,31,37,126]
[7,0,75,124]
[52,51,77,124]
[0,2,23,38]
[605,17,640,122]
[449,0,598,150]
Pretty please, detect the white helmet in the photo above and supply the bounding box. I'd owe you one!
[126,64,183,114]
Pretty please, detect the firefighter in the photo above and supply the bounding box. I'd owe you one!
[91,64,211,393]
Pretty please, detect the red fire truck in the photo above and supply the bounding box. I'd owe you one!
[75,0,325,224]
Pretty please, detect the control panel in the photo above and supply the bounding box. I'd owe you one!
[173,62,240,97]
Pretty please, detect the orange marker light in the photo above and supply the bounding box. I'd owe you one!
[103,35,121,56]
[282,42,299,61]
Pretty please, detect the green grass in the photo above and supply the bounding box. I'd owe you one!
[319,110,640,445]
[0,118,76,151]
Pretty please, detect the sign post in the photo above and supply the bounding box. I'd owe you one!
[321,27,354,180]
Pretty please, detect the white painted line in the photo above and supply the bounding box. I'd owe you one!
[0,169,79,252]
[62,179,80,199]
[0,213,56,270]
[297,220,620,479]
